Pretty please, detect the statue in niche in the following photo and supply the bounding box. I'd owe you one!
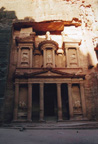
[46,31,51,40]
[69,49,78,66]
[74,100,81,108]
[19,101,27,109]
[21,52,29,64]
[46,49,53,67]
[72,85,82,114]
[70,53,76,60]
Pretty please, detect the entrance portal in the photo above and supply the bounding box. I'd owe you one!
[44,84,57,120]
[32,84,39,121]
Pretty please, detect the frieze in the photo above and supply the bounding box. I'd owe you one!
[14,68,85,79]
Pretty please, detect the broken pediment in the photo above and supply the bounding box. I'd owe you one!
[15,32,35,43]
[35,70,63,77]
[63,36,81,44]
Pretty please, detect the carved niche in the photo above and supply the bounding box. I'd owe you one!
[46,48,53,67]
[72,84,82,115]
[18,85,28,119]
[64,38,80,68]
[68,48,78,68]
[20,47,30,67]
[38,40,58,68]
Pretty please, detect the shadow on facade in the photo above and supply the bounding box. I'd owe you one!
[0,7,36,123]
[0,7,18,122]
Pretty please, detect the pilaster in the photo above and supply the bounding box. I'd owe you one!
[68,83,73,119]
[57,83,63,121]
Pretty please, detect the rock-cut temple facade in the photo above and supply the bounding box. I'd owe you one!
[0,0,98,122]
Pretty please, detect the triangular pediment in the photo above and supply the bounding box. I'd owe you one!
[15,68,85,79]
[36,70,62,76]
[31,69,72,77]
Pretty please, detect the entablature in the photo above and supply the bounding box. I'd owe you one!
[14,68,85,79]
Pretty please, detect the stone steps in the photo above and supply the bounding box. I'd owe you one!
[1,121,98,130]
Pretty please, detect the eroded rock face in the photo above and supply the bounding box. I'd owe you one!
[0,0,98,21]
[0,0,98,122]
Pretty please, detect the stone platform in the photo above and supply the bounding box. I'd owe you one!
[1,121,98,130]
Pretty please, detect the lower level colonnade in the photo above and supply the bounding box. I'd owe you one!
[13,81,86,122]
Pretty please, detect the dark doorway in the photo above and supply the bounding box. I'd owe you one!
[61,84,69,120]
[44,84,57,120]
[32,84,39,121]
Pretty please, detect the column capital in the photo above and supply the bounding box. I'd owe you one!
[28,79,31,83]
[28,83,32,86]
[80,82,84,87]
[29,46,33,49]
[68,83,72,87]
[40,83,44,87]
[57,83,61,86]
[15,79,19,84]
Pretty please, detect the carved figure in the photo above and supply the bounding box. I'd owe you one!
[70,53,76,60]
[47,51,52,63]
[19,101,27,108]
[22,53,29,63]
[46,31,51,40]
[74,100,81,108]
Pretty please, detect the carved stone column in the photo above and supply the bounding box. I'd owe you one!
[80,83,86,118]
[13,82,19,121]
[77,47,80,67]
[30,47,32,68]
[68,83,73,119]
[43,50,46,67]
[17,47,21,67]
[27,83,32,121]
[57,83,63,121]
[66,48,69,68]
[39,83,44,121]
[53,50,55,67]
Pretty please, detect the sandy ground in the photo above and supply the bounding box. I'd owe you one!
[0,128,98,144]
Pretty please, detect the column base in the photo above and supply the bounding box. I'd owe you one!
[57,119,63,122]
[82,117,88,121]
[39,119,45,123]
[12,119,28,123]
[69,116,88,121]
[27,119,32,122]
[69,118,74,121]
[12,120,18,123]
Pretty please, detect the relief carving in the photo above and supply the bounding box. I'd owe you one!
[46,49,53,67]
[19,101,27,109]
[34,55,40,67]
[46,31,51,40]
[70,53,76,60]
[72,85,82,114]
[22,53,29,63]
[21,49,29,66]
[68,48,78,67]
